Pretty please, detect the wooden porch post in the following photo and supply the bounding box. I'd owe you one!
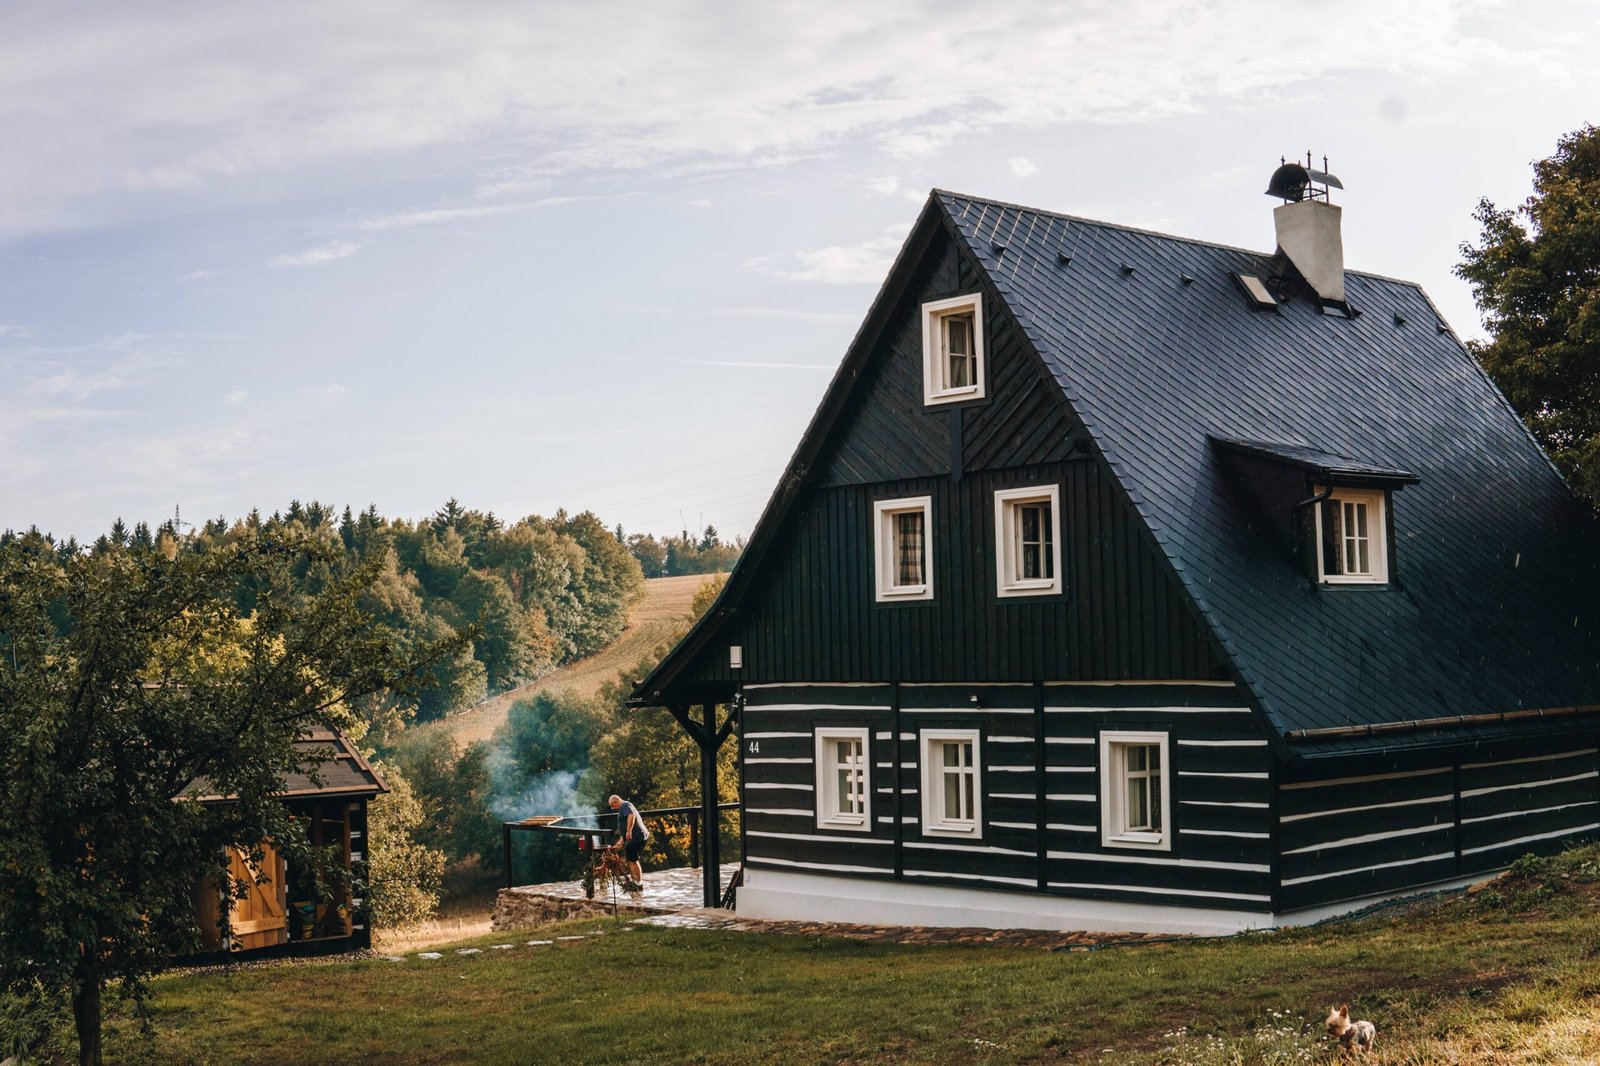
[700,701,721,909]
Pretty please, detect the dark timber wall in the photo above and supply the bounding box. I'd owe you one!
[684,224,1226,688]
[1275,741,1600,912]
[741,682,1273,912]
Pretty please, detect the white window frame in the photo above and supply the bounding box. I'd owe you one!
[814,727,872,831]
[920,729,982,838]
[921,294,986,406]
[1099,730,1172,852]
[1313,487,1389,585]
[873,496,934,602]
[994,484,1063,597]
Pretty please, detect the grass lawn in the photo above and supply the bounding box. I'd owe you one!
[97,848,1600,1065]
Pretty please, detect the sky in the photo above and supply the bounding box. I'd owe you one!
[4,0,1597,544]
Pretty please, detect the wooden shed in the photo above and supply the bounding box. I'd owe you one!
[190,727,385,954]
[631,173,1600,933]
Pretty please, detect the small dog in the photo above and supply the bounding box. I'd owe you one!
[1324,1005,1376,1057]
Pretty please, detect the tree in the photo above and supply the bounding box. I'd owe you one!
[363,761,445,929]
[0,530,439,1064]
[1458,124,1600,508]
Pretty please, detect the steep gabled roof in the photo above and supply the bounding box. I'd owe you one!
[634,189,1600,758]
[936,190,1600,754]
[187,726,387,802]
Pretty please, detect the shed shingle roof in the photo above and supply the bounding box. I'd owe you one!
[937,190,1600,753]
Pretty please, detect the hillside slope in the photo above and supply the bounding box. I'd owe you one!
[417,574,709,749]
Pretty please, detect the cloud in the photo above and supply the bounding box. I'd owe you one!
[268,240,362,267]
[1008,156,1039,177]
[755,225,909,284]
[180,268,217,281]
[299,384,348,400]
[864,176,900,195]
[685,198,713,208]
[223,389,248,404]
[0,1,1549,238]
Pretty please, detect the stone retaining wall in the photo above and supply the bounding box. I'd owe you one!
[490,889,654,931]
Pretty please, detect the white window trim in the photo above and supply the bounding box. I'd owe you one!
[920,729,982,838]
[1313,486,1389,585]
[873,496,934,602]
[993,484,1063,597]
[921,294,986,406]
[815,727,872,832]
[1099,730,1172,852]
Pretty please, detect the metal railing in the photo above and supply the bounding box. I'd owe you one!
[502,802,738,898]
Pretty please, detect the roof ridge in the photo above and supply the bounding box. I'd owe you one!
[930,188,1425,289]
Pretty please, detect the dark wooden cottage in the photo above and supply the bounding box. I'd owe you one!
[631,167,1600,934]
[190,727,385,954]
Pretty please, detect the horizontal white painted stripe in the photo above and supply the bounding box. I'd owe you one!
[988,820,1094,833]
[989,765,1036,773]
[1179,771,1269,780]
[1046,706,1252,715]
[988,736,1035,743]
[1045,737,1095,745]
[903,869,1038,886]
[1461,770,1598,799]
[990,821,1039,830]
[1461,749,1592,770]
[1281,851,1456,887]
[1183,800,1269,809]
[991,793,1038,801]
[902,707,1035,715]
[745,732,812,740]
[746,703,890,712]
[905,840,1033,856]
[1461,800,1600,825]
[874,732,893,740]
[1180,828,1271,840]
[901,682,1031,688]
[747,856,886,875]
[745,808,810,817]
[899,733,916,741]
[1045,766,1094,774]
[746,782,813,792]
[1047,850,1269,873]
[1049,881,1269,904]
[875,761,894,768]
[1283,822,1448,855]
[1045,793,1096,803]
[1044,680,1235,688]
[1461,823,1600,856]
[744,757,812,765]
[744,682,888,689]
[875,788,895,794]
[1279,794,1453,824]
[1177,739,1270,747]
[747,830,891,845]
[1281,767,1450,791]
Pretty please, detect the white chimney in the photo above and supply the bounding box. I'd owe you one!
[1265,156,1346,305]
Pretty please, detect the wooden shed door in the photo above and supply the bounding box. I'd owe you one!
[229,843,288,949]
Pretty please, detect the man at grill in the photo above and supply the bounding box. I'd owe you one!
[608,794,649,892]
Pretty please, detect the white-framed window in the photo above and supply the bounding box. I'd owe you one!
[873,496,933,602]
[920,729,981,837]
[922,294,986,406]
[994,485,1062,597]
[1313,487,1389,584]
[1099,730,1171,851]
[815,728,871,831]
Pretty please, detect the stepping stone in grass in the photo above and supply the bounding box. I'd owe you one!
[490,944,514,950]
[381,956,407,962]
[417,952,443,960]
[556,935,586,941]
[526,940,553,946]
[456,948,482,956]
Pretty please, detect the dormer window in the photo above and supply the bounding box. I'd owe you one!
[922,294,985,405]
[1315,487,1389,584]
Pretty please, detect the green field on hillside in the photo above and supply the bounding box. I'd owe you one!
[94,847,1600,1065]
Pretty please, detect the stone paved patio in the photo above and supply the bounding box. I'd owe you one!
[491,865,739,929]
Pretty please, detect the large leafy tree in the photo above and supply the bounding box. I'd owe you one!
[0,530,436,1065]
[1458,124,1600,507]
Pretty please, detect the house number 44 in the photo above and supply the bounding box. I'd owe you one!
[747,740,760,755]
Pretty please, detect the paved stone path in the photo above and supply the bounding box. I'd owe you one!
[505,864,737,912]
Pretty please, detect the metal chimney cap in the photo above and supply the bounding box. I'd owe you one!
[1266,161,1344,202]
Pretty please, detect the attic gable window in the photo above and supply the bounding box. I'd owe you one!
[922,294,986,405]
[1314,487,1389,584]
[994,485,1062,597]
[873,496,933,602]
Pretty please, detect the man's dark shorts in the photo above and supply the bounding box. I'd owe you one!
[624,839,643,862]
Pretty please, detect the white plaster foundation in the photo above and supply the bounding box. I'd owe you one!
[736,867,1489,936]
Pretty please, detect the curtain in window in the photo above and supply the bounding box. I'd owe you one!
[895,511,925,586]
